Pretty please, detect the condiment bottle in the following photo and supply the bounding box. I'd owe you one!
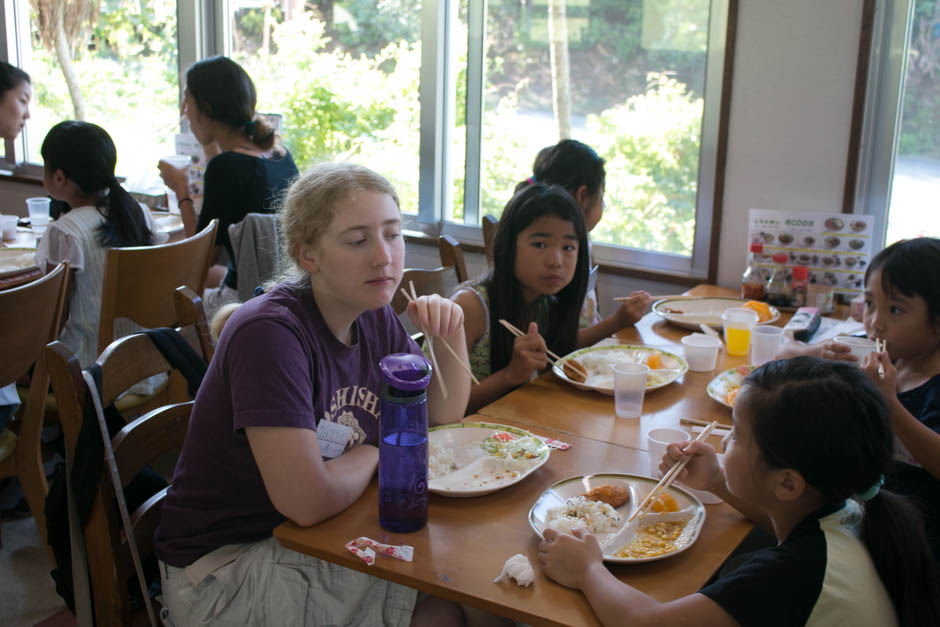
[765,253,791,308]
[790,265,809,308]
[378,353,431,533]
[741,242,766,301]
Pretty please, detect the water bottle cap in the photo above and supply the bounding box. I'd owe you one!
[379,353,432,393]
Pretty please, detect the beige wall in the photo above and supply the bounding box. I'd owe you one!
[0,176,45,217]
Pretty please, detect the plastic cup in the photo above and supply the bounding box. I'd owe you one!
[26,197,51,229]
[721,308,759,357]
[160,155,191,215]
[750,325,784,366]
[833,335,877,363]
[681,333,722,371]
[613,362,649,419]
[647,427,723,504]
[0,214,17,240]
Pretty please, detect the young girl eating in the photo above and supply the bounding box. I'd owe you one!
[154,163,486,626]
[539,357,940,626]
[517,139,651,343]
[857,237,940,572]
[453,183,589,413]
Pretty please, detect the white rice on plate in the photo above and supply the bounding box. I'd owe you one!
[545,496,623,535]
[429,442,459,480]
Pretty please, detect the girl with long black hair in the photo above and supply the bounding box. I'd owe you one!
[35,120,158,367]
[453,183,590,413]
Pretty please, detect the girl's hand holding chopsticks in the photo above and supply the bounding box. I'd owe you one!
[504,321,550,387]
[405,292,464,341]
[657,437,724,495]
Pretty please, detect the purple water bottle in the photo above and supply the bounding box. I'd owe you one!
[378,353,431,533]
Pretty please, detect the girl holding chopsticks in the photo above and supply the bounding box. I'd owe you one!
[452,183,590,413]
[155,164,506,626]
[516,139,652,344]
[539,357,940,626]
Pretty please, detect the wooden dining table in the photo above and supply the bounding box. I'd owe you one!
[273,285,789,626]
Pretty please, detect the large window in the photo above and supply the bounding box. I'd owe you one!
[1,0,730,279]
[856,0,940,246]
[3,0,178,181]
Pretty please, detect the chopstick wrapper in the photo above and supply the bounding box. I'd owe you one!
[345,537,414,566]
[538,436,571,450]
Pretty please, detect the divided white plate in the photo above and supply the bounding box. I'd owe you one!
[428,422,549,497]
[553,344,688,396]
[706,366,753,408]
[529,473,706,563]
[653,297,780,330]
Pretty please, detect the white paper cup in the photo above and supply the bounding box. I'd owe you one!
[161,154,192,169]
[0,214,17,240]
[647,427,723,504]
[833,335,877,363]
[613,362,649,419]
[681,333,722,371]
[26,197,50,229]
[750,325,784,366]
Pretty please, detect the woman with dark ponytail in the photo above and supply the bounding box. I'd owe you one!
[35,121,159,368]
[540,357,940,626]
[158,56,298,314]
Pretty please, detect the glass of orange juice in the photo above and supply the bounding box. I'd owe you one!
[721,308,759,357]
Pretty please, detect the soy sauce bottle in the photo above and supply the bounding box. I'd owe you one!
[766,253,791,308]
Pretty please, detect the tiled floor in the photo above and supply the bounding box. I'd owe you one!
[0,515,68,627]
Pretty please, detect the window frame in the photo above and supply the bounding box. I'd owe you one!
[0,0,734,282]
[850,0,914,250]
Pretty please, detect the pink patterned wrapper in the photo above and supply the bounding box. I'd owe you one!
[538,436,571,450]
[345,537,415,566]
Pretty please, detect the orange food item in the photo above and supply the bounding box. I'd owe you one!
[646,352,663,370]
[743,300,773,322]
[563,358,587,383]
[650,492,680,513]
[726,387,739,406]
[584,484,631,508]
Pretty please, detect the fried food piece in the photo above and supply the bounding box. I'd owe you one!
[583,484,631,508]
[662,307,684,314]
[563,358,587,383]
[650,491,680,513]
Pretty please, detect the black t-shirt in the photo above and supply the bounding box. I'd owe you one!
[886,373,940,567]
[196,150,299,289]
[700,501,896,626]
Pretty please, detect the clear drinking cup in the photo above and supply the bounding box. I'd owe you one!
[613,362,649,419]
[721,308,759,357]
[750,325,784,366]
[26,197,51,229]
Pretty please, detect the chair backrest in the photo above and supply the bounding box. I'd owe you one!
[391,266,461,316]
[438,234,468,284]
[227,213,279,302]
[482,214,498,265]
[0,262,69,385]
[0,262,69,545]
[174,286,214,363]
[97,219,218,354]
[45,337,193,627]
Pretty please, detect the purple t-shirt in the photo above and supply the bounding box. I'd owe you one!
[154,283,419,567]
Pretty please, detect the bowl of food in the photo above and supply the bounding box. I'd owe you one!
[824,217,845,231]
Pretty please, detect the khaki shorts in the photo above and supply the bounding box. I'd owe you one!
[159,537,417,627]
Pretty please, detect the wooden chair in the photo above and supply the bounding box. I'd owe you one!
[0,263,69,548]
[45,336,194,627]
[481,214,498,265]
[438,234,469,284]
[98,219,218,355]
[174,286,214,363]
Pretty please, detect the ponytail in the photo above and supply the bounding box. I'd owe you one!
[861,491,940,626]
[40,121,153,248]
[94,179,153,248]
[243,115,278,153]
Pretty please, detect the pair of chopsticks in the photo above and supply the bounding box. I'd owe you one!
[497,319,589,380]
[875,338,887,379]
[613,294,691,302]
[399,283,480,398]
[628,421,718,523]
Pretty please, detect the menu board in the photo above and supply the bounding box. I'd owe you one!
[747,209,875,298]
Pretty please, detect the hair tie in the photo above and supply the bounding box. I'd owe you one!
[243,119,256,136]
[857,475,884,501]
[526,176,536,186]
